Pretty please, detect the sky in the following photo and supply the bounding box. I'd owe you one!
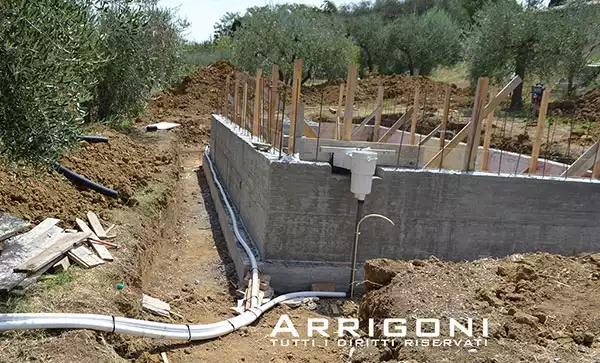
[159,0,340,42]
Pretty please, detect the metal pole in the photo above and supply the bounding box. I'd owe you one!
[350,211,394,298]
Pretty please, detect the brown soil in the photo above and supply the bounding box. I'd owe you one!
[0,128,166,225]
[142,61,234,145]
[1,62,599,363]
[302,75,473,110]
[575,88,600,123]
[360,254,600,362]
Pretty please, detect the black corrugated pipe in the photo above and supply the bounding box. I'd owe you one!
[80,136,109,143]
[53,162,118,198]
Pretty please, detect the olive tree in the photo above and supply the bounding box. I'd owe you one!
[231,4,355,83]
[383,8,462,75]
[466,0,543,109]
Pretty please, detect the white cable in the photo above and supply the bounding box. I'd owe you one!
[0,145,346,340]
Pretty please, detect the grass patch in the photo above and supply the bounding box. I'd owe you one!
[430,62,470,88]
[39,269,75,289]
[132,181,169,217]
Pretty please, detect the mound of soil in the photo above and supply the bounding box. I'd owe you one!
[575,88,600,123]
[143,61,234,144]
[302,74,472,109]
[0,129,166,224]
[360,254,600,362]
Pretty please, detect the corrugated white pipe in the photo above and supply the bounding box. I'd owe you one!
[0,145,346,340]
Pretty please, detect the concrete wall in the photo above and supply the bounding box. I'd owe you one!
[209,115,600,292]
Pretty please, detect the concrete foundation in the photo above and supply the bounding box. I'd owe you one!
[207,114,600,293]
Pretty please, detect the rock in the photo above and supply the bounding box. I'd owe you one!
[590,253,600,265]
[533,312,547,324]
[477,289,504,307]
[507,307,517,316]
[514,312,538,327]
[583,332,594,346]
[515,265,538,281]
[505,293,524,301]
[497,265,510,277]
[467,348,478,354]
[183,348,192,354]
[412,260,426,267]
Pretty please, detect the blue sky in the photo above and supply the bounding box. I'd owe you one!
[159,0,341,42]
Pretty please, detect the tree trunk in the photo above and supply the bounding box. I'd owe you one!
[510,55,527,110]
[567,72,574,99]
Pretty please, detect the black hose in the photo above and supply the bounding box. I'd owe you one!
[53,162,118,198]
[81,136,109,143]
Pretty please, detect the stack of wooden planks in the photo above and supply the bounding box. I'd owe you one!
[0,211,118,295]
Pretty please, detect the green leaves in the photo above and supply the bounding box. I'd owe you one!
[0,0,187,166]
[231,4,354,83]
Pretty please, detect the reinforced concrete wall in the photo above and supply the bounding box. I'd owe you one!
[208,115,600,292]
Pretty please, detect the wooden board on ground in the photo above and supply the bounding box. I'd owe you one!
[68,245,104,268]
[0,219,61,292]
[142,294,171,317]
[11,254,66,295]
[52,256,70,273]
[86,211,107,238]
[14,232,90,273]
[76,218,113,261]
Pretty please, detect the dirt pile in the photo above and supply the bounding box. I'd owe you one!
[359,253,600,362]
[0,129,167,224]
[575,88,600,123]
[143,61,234,144]
[302,75,472,109]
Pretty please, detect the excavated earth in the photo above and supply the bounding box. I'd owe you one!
[0,62,599,362]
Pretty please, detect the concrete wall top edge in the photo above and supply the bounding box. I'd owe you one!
[379,165,600,185]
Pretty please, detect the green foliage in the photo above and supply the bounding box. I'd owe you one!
[467,0,600,108]
[213,12,242,41]
[185,38,234,67]
[93,1,188,121]
[0,0,103,165]
[0,0,187,165]
[231,4,355,83]
[383,8,462,75]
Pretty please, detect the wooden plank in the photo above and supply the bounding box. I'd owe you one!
[335,82,345,140]
[481,76,522,120]
[528,88,551,174]
[252,69,263,137]
[269,64,279,145]
[52,256,70,273]
[440,84,451,150]
[410,85,421,145]
[224,74,231,118]
[76,218,98,239]
[303,120,318,138]
[593,143,600,178]
[352,104,381,137]
[161,352,170,363]
[424,76,522,169]
[343,65,358,141]
[373,85,384,142]
[142,294,171,317]
[378,107,413,143]
[89,241,113,261]
[233,74,240,125]
[419,124,442,146]
[0,219,61,292]
[560,141,599,177]
[481,87,497,171]
[68,245,104,268]
[11,254,66,295]
[289,59,303,153]
[463,77,489,171]
[105,224,115,235]
[242,72,249,130]
[86,211,107,239]
[14,232,90,273]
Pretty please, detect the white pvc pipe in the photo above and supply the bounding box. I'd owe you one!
[0,145,346,340]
